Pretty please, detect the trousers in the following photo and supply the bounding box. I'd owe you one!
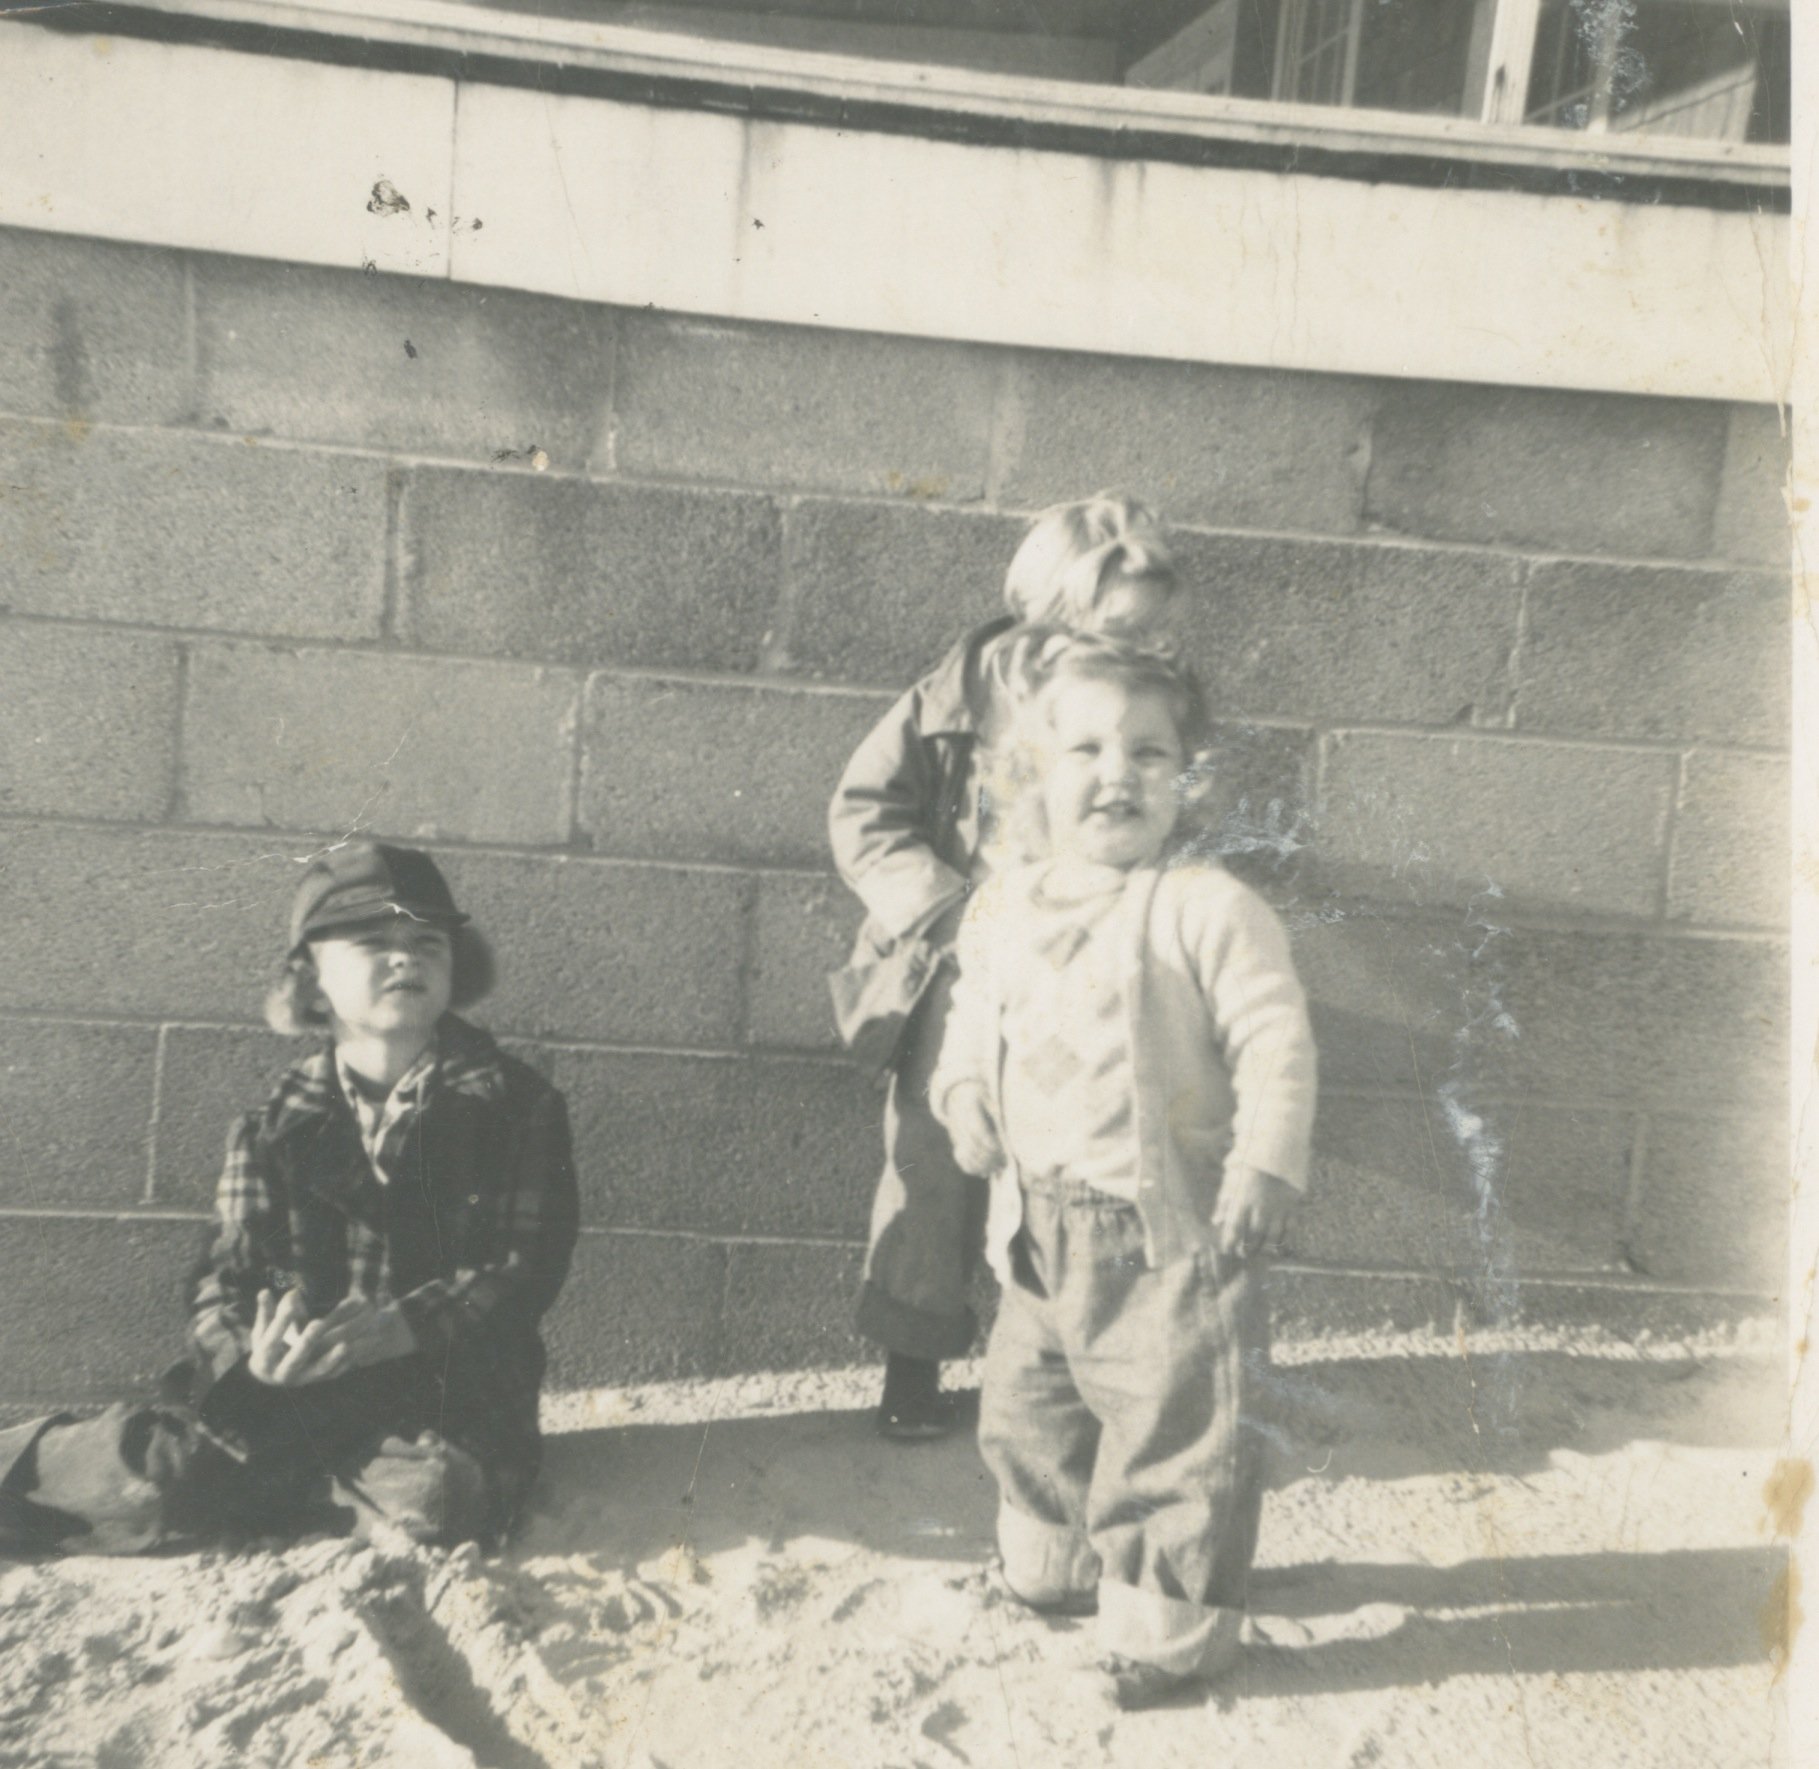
[196,1359,495,1546]
[855,960,988,1359]
[978,1177,1269,1676]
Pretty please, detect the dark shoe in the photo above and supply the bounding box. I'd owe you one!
[876,1355,958,1441]
[1095,1654,1204,1712]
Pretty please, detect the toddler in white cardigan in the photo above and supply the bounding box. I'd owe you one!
[932,633,1317,1710]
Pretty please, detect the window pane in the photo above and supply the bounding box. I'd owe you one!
[439,0,1791,147]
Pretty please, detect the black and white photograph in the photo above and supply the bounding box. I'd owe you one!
[0,1,1809,1762]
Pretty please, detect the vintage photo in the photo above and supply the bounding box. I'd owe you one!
[0,0,1804,1762]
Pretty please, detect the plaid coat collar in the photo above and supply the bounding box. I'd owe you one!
[261,1014,508,1151]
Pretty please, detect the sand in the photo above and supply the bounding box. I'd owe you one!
[0,1324,1791,1768]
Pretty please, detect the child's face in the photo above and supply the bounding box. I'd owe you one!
[1041,677,1184,870]
[308,918,453,1041]
[1086,571,1173,641]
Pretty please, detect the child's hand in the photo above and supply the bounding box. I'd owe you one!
[248,1286,338,1387]
[943,1083,1004,1177]
[303,1299,417,1380]
[1213,1166,1298,1260]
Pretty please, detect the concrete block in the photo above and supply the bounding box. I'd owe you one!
[184,643,579,845]
[1519,562,1788,747]
[0,1020,158,1208]
[1711,405,1791,567]
[1000,353,1371,535]
[194,256,613,467]
[438,852,749,1048]
[1484,929,1785,1111]
[579,675,885,867]
[1191,723,1317,873]
[1171,532,1521,726]
[550,1049,874,1238]
[1291,905,1468,1096]
[776,501,1025,685]
[0,624,178,820]
[542,1232,726,1387]
[1629,1112,1784,1291]
[151,1026,298,1212]
[1669,751,1789,930]
[0,228,190,425]
[748,873,865,1051]
[0,419,387,639]
[1300,1094,1632,1277]
[0,1218,202,1403]
[0,826,303,1022]
[1317,733,1675,918]
[401,468,780,672]
[720,1241,871,1374]
[1365,383,1727,556]
[614,313,994,499]
[1296,910,1785,1111]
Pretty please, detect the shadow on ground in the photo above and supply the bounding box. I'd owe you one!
[521,1348,1783,1693]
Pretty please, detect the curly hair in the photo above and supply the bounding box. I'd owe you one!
[986,631,1217,864]
[262,923,497,1036]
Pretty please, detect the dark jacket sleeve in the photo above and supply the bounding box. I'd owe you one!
[188,1112,281,1381]
[827,679,971,942]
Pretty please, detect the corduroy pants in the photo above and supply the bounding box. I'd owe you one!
[979,1177,1268,1676]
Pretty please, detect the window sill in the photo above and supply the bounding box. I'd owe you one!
[37,0,1791,210]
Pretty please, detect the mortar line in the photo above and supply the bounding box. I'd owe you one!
[1504,562,1531,731]
[0,1204,1780,1305]
[0,602,1793,759]
[141,1024,169,1205]
[0,809,1792,944]
[0,408,1786,576]
[166,641,192,822]
[755,494,804,677]
[379,462,406,641]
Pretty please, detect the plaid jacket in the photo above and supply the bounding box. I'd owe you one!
[189,1015,580,1458]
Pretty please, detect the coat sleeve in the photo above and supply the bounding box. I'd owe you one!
[188,1113,282,1381]
[929,886,1003,1134]
[827,681,970,942]
[1191,884,1318,1193]
[393,1083,581,1356]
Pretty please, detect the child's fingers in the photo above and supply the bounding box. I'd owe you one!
[253,1288,276,1340]
[297,1340,351,1383]
[273,1318,331,1384]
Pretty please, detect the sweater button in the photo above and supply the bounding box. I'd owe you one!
[468,1194,480,1205]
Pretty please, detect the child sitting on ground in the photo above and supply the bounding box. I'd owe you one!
[828,494,1181,1439]
[931,635,1317,1709]
[180,840,581,1546]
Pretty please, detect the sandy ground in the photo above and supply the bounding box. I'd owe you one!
[0,1324,1792,1768]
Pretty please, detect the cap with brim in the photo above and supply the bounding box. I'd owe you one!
[288,841,469,953]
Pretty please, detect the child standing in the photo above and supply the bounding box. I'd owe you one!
[931,636,1316,1707]
[182,840,581,1546]
[828,495,1179,1438]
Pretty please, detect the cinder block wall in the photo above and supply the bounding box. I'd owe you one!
[0,225,1789,1408]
